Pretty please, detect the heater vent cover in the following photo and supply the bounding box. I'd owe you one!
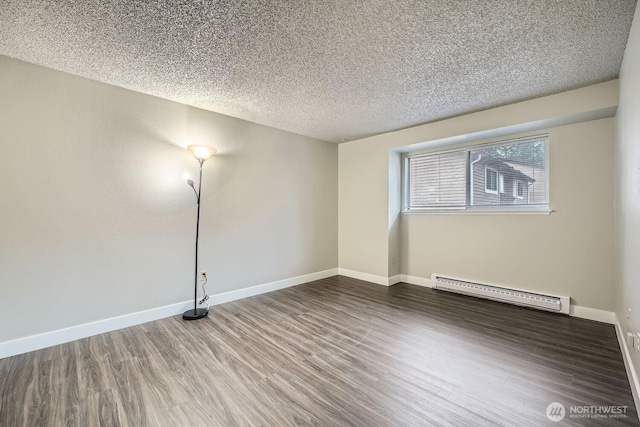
[432,275,570,314]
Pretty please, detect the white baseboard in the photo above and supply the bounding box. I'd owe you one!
[346,271,615,324]
[338,268,391,286]
[388,275,402,286]
[0,268,338,359]
[403,274,614,323]
[614,314,640,414]
[570,305,615,324]
[338,269,417,287]
[400,274,435,288]
[0,300,194,360]
[208,268,338,305]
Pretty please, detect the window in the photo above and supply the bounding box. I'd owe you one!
[514,180,525,199]
[404,135,549,211]
[485,167,498,194]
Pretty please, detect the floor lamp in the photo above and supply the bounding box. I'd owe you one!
[183,144,217,320]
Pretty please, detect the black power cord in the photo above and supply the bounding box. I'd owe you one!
[198,277,209,306]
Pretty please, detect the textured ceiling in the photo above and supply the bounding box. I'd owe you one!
[0,1,636,142]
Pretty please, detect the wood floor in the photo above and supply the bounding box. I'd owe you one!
[0,276,637,426]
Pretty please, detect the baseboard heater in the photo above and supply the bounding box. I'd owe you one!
[431,274,570,314]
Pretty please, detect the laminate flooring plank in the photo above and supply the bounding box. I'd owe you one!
[91,389,121,427]
[3,352,37,426]
[0,355,13,420]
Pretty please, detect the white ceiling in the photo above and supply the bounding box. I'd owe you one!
[0,1,636,143]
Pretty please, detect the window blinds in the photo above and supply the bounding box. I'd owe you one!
[408,151,467,208]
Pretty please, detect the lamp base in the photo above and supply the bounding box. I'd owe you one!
[182,308,209,320]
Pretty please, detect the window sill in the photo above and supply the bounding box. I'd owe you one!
[402,207,553,216]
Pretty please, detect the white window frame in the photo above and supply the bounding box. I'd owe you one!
[402,134,551,215]
[485,167,498,195]
[514,180,525,199]
[499,174,505,194]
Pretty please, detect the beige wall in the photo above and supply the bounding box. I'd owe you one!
[402,120,615,310]
[339,80,619,310]
[0,56,338,343]
[616,3,640,382]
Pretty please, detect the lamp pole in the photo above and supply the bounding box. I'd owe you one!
[192,159,203,313]
[183,145,216,321]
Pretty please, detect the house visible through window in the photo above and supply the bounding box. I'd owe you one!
[485,167,498,194]
[404,135,549,211]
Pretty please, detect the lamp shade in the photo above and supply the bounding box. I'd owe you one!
[187,145,217,161]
